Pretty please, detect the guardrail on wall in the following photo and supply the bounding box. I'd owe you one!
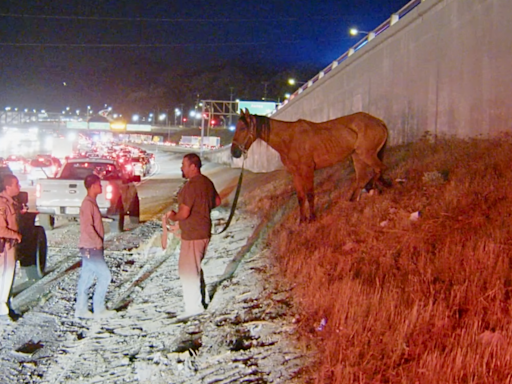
[274,0,425,112]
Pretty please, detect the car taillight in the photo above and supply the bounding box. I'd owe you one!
[36,183,41,198]
[106,184,114,200]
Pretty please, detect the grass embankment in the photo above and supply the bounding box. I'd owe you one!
[242,134,512,383]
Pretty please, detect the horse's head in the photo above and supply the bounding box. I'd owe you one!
[231,108,257,158]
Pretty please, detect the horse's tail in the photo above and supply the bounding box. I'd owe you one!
[378,133,387,162]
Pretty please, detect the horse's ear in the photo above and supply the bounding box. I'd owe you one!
[244,108,251,117]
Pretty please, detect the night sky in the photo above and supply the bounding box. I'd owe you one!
[0,0,409,112]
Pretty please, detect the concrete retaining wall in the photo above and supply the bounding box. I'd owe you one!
[271,0,512,145]
[212,0,512,173]
[203,141,284,172]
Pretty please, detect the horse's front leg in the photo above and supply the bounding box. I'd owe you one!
[293,170,315,223]
[292,174,307,223]
[305,175,315,222]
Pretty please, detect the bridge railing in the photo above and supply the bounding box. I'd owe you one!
[275,0,425,111]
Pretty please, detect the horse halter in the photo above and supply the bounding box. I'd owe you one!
[234,121,256,156]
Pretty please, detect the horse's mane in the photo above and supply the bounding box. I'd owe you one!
[240,114,271,141]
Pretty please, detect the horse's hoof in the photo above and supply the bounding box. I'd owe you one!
[299,216,316,224]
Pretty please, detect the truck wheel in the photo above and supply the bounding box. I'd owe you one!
[110,201,124,233]
[128,195,140,224]
[34,226,47,277]
[39,214,55,231]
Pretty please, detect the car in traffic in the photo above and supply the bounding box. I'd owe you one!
[4,155,28,173]
[129,156,150,177]
[26,157,61,186]
[36,158,141,233]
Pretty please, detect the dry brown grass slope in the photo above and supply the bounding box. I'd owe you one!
[240,133,512,383]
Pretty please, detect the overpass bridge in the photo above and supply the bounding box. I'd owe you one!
[0,117,194,138]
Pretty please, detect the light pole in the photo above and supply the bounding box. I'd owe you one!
[349,28,375,41]
[200,103,206,156]
[349,28,369,36]
[261,82,269,100]
[174,108,181,127]
[288,78,306,86]
[229,86,234,125]
[159,113,167,126]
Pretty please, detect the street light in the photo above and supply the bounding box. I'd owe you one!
[158,113,167,126]
[349,28,369,36]
[288,78,306,86]
[174,108,181,126]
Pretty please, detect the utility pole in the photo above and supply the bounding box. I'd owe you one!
[200,102,206,157]
[229,87,234,126]
[261,82,269,101]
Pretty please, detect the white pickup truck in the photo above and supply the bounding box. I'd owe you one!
[35,158,140,233]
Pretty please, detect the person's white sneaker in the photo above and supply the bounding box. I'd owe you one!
[74,310,94,319]
[176,308,205,322]
[94,309,116,319]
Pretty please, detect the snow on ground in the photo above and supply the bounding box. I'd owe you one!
[1,169,308,383]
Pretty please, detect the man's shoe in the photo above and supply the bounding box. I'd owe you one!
[94,309,116,319]
[75,310,94,319]
[177,308,205,321]
[9,309,22,321]
[174,311,207,324]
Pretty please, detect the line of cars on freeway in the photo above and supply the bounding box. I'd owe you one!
[0,144,155,185]
[0,154,62,186]
[79,144,155,179]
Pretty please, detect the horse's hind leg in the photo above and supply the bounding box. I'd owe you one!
[360,151,388,192]
[349,153,372,201]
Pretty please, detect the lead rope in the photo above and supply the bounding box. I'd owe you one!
[214,158,245,235]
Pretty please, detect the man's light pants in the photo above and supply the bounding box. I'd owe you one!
[76,249,112,314]
[179,239,209,315]
[0,247,16,316]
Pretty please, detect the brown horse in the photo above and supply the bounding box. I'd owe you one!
[231,109,388,222]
